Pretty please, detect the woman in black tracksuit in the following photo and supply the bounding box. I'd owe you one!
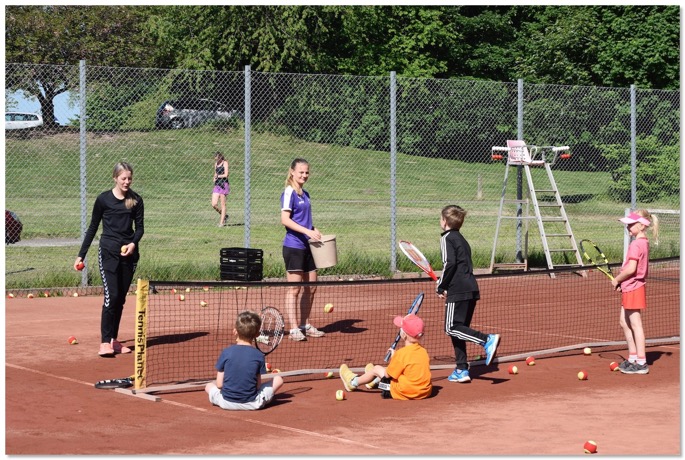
[74,162,144,357]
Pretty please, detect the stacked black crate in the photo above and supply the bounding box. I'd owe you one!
[220,248,264,281]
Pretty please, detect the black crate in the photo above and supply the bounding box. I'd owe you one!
[220,247,263,260]
[220,256,263,266]
[220,247,263,281]
[220,268,263,282]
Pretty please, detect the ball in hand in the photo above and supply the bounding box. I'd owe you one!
[525,356,536,366]
[67,336,78,345]
[324,303,334,313]
[577,370,588,380]
[76,261,85,271]
[583,347,592,355]
[583,440,598,454]
[335,390,345,401]
[508,365,518,375]
[609,361,620,371]
[121,245,128,254]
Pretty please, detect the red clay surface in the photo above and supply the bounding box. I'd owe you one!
[5,293,680,455]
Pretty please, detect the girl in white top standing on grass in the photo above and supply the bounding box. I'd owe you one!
[612,209,659,375]
[280,158,325,341]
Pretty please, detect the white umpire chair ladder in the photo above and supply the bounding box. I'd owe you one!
[489,140,583,277]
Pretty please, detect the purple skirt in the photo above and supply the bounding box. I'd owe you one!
[213,182,230,195]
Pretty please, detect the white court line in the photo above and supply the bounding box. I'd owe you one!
[6,362,393,452]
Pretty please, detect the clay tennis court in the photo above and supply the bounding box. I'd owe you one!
[5,269,680,455]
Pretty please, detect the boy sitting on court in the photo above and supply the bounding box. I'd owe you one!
[339,313,432,400]
[205,310,284,410]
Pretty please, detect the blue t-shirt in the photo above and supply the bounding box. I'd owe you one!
[280,186,313,250]
[215,344,265,403]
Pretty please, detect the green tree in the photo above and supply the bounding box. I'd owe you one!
[5,5,157,125]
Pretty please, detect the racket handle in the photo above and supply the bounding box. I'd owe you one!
[384,348,393,363]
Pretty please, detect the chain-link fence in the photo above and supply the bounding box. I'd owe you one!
[5,63,680,290]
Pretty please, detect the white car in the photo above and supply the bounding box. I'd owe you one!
[5,112,43,130]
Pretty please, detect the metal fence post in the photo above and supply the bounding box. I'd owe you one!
[79,59,87,286]
[516,78,524,263]
[390,72,397,274]
[630,84,637,210]
[244,65,251,248]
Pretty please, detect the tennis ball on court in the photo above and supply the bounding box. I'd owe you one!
[583,440,598,454]
[508,365,518,375]
[76,261,85,271]
[185,287,191,293]
[27,293,34,299]
[67,336,78,345]
[203,286,209,292]
[609,362,620,371]
[473,355,482,361]
[200,301,208,307]
[178,294,185,301]
[526,356,536,366]
[265,362,272,372]
[43,291,50,298]
[583,347,592,355]
[171,288,177,294]
[324,303,334,313]
[73,292,79,297]
[121,245,127,254]
[325,371,334,378]
[272,369,281,374]
[577,370,588,380]
[335,390,345,401]
[7,293,14,298]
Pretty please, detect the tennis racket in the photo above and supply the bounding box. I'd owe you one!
[579,239,614,280]
[94,376,134,389]
[384,292,424,362]
[398,240,438,281]
[254,306,285,356]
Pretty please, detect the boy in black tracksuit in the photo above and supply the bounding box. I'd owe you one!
[436,205,500,383]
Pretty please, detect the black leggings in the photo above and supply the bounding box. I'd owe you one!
[98,246,137,343]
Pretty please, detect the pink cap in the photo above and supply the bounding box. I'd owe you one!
[619,212,650,226]
[393,314,424,338]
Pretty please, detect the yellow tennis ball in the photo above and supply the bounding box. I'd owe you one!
[583,347,592,355]
[325,371,334,378]
[27,293,34,299]
[335,390,345,401]
[200,301,208,307]
[185,287,191,293]
[508,365,518,375]
[324,303,334,313]
[8,293,15,298]
[578,370,588,380]
[72,292,79,297]
[121,245,127,254]
[178,294,185,301]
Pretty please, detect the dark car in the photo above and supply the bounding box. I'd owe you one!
[6,210,23,244]
[155,98,241,129]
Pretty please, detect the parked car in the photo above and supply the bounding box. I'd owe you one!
[155,99,241,129]
[5,210,23,244]
[5,112,43,130]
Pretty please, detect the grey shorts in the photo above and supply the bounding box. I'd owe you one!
[208,382,275,411]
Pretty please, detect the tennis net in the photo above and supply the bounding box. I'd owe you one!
[132,257,679,392]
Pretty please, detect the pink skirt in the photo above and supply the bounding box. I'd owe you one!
[213,182,230,195]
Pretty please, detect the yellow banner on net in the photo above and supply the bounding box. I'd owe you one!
[134,279,149,390]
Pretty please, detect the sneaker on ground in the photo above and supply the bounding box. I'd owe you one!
[99,342,115,357]
[618,360,633,371]
[339,364,358,391]
[448,368,471,383]
[288,328,306,341]
[111,339,132,354]
[620,362,649,375]
[484,334,500,366]
[305,324,325,337]
[364,363,379,389]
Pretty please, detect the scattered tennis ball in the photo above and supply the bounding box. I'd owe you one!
[271,369,281,374]
[583,440,598,454]
[27,293,34,299]
[76,261,85,271]
[577,370,588,380]
[508,365,518,375]
[335,389,346,401]
[171,288,177,294]
[203,286,209,292]
[583,347,592,355]
[265,362,272,372]
[609,362,620,372]
[67,336,78,345]
[325,371,334,378]
[43,291,50,298]
[185,287,191,293]
[324,303,334,313]
[199,301,208,307]
[73,292,79,297]
[7,293,15,298]
[526,356,536,366]
[473,355,482,361]
[178,294,185,301]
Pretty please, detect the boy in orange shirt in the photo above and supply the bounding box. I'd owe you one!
[339,313,432,400]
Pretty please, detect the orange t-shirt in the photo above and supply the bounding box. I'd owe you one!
[386,342,432,400]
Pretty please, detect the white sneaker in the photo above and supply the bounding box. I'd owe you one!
[288,328,306,341]
[305,324,325,337]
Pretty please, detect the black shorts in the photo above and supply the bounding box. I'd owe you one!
[282,246,317,273]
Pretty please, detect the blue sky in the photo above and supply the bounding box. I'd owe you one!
[6,90,78,126]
